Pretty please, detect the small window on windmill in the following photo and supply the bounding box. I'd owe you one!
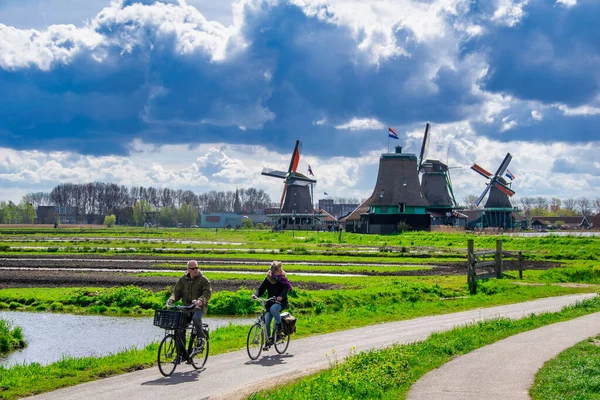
[403,178,407,186]
[381,206,388,213]
[399,203,405,212]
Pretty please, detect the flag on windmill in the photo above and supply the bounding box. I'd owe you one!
[308,165,314,176]
[505,169,515,180]
[388,127,399,140]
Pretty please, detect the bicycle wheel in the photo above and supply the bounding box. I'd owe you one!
[246,323,264,360]
[273,331,290,354]
[157,334,178,377]
[189,332,209,369]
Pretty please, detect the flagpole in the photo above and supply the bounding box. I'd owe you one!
[387,134,390,154]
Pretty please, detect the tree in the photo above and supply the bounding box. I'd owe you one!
[463,195,479,209]
[550,198,561,214]
[575,197,592,216]
[104,214,116,227]
[158,206,177,227]
[20,202,36,223]
[177,203,198,227]
[133,200,153,226]
[241,218,254,229]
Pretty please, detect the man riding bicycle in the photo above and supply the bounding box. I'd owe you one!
[167,260,212,361]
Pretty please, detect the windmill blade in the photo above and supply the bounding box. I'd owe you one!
[279,183,287,209]
[493,153,512,178]
[287,140,302,174]
[289,172,317,184]
[471,164,493,179]
[261,168,287,179]
[418,123,430,171]
[494,182,516,197]
[475,183,492,206]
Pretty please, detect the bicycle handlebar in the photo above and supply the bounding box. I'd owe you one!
[165,304,197,311]
[252,296,279,306]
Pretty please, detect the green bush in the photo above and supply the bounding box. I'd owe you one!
[209,290,256,315]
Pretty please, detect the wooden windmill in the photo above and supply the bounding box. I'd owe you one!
[470,153,517,229]
[343,145,430,233]
[261,140,317,229]
[418,123,457,208]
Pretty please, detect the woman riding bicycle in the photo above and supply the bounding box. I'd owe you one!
[252,261,293,349]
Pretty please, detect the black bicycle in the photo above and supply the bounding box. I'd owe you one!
[154,304,210,376]
[246,296,290,360]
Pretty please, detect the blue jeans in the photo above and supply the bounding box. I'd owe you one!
[192,310,205,338]
[265,303,282,337]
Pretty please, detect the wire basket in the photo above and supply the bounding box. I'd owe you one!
[153,309,187,329]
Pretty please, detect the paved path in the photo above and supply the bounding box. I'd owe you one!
[407,311,600,400]
[28,293,597,400]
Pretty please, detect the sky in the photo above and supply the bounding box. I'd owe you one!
[0,0,599,207]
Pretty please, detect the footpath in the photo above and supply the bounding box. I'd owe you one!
[28,293,597,400]
[407,310,600,400]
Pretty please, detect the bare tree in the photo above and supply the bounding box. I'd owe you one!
[594,197,600,215]
[563,198,576,212]
[550,197,561,213]
[463,194,479,209]
[575,197,592,216]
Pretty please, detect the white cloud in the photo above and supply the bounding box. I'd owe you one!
[556,0,577,7]
[335,117,384,130]
[500,117,517,132]
[491,0,529,27]
[531,110,543,121]
[557,104,600,116]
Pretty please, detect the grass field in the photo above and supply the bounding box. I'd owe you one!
[0,226,598,399]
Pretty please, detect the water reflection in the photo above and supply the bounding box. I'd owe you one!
[0,311,253,367]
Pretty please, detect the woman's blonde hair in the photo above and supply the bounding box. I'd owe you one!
[270,261,283,273]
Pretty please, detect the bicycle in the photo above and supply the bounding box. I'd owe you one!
[246,296,290,360]
[154,304,210,377]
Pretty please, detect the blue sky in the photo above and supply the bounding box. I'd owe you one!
[0,0,598,206]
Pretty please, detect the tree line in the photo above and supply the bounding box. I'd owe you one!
[0,182,275,226]
[462,195,600,217]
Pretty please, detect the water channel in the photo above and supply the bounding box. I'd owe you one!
[0,311,253,367]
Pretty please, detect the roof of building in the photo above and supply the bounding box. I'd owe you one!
[530,215,590,225]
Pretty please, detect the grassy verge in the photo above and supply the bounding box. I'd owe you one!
[249,297,600,400]
[0,286,597,399]
[530,334,600,400]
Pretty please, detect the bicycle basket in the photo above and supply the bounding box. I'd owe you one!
[281,312,296,335]
[153,309,187,329]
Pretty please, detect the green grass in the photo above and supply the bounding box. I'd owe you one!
[0,319,26,354]
[530,334,600,400]
[0,228,597,262]
[250,297,600,400]
[1,286,598,399]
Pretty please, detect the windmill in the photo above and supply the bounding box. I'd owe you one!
[470,153,516,229]
[417,123,457,209]
[261,140,317,230]
[343,145,430,234]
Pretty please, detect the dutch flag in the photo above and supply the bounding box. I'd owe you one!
[388,127,399,140]
[308,165,314,176]
[505,169,515,180]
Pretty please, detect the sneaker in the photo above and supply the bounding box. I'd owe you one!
[263,337,273,350]
[195,338,205,352]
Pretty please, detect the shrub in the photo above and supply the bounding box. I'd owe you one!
[104,214,117,227]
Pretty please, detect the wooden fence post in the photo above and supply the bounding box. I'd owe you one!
[495,240,503,279]
[518,251,523,279]
[468,239,476,294]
